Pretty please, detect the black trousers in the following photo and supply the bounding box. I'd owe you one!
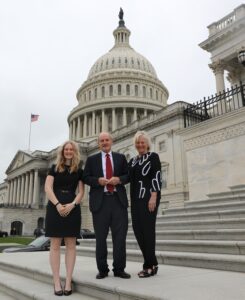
[131,198,158,269]
[92,193,128,273]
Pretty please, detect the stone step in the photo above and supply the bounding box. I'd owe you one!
[185,195,245,208]
[155,218,245,230]
[164,201,245,215]
[0,269,94,300]
[207,185,245,200]
[158,208,245,221]
[126,228,245,240]
[0,290,15,300]
[78,239,245,255]
[0,253,163,300]
[75,246,245,273]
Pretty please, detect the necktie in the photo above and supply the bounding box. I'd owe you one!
[106,153,114,192]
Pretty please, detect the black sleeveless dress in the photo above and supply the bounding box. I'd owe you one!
[45,164,83,237]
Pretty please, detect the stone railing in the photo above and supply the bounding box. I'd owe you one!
[208,4,245,36]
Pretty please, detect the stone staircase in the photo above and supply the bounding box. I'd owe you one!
[1,185,245,299]
[76,185,245,273]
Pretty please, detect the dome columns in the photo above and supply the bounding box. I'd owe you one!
[69,107,152,141]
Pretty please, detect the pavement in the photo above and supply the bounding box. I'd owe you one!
[0,252,245,300]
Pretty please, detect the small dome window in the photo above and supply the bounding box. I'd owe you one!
[118,84,121,96]
[126,84,130,96]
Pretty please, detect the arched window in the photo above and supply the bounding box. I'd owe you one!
[84,93,87,101]
[89,90,91,101]
[102,86,105,98]
[118,84,121,96]
[109,85,113,96]
[156,90,158,100]
[126,84,130,96]
[150,88,153,99]
[94,88,97,99]
[135,85,138,96]
[143,86,146,97]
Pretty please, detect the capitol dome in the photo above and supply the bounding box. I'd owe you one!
[88,44,158,79]
[68,10,169,141]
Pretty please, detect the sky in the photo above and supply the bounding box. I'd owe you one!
[0,0,242,182]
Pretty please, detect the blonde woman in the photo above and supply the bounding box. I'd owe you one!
[128,131,162,278]
[45,141,84,296]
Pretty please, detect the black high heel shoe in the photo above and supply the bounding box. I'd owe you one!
[64,282,73,296]
[54,283,64,296]
[54,286,63,296]
[153,265,158,275]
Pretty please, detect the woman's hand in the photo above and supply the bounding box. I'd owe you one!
[60,202,75,217]
[56,203,67,217]
[148,193,157,212]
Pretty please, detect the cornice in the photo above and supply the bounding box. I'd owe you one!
[184,122,245,151]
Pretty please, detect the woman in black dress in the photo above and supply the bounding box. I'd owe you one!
[129,131,162,278]
[45,141,84,296]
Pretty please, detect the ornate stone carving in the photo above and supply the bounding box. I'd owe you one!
[209,60,227,75]
[184,122,245,150]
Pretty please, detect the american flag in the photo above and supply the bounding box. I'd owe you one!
[31,114,39,122]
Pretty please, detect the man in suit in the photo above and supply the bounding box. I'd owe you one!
[83,132,130,279]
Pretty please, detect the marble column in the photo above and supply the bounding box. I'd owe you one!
[77,117,81,140]
[209,60,227,114]
[96,114,100,134]
[16,176,21,206]
[8,180,12,205]
[10,180,14,205]
[102,110,105,131]
[112,108,116,131]
[6,182,10,206]
[209,60,226,93]
[133,108,137,121]
[83,114,87,138]
[144,109,147,117]
[13,178,17,206]
[88,115,92,136]
[28,171,34,207]
[123,108,127,126]
[92,111,95,136]
[73,120,76,140]
[24,173,29,206]
[69,122,72,140]
[32,169,40,208]
[20,175,25,206]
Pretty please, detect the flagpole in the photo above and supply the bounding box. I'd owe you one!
[28,115,32,151]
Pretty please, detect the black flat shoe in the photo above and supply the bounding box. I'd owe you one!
[114,271,131,279]
[64,289,72,296]
[96,272,108,279]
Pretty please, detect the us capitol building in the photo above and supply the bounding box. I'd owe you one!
[0,5,245,235]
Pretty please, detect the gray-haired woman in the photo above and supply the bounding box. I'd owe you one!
[128,131,162,278]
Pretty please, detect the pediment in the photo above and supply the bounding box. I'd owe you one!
[6,150,33,174]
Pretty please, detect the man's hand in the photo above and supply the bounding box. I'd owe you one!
[107,176,121,186]
[98,177,109,186]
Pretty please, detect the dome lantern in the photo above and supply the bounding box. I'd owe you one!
[113,8,131,48]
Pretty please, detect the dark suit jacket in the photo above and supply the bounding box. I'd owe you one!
[83,152,129,213]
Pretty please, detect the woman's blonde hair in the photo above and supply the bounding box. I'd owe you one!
[56,140,80,173]
[133,131,151,151]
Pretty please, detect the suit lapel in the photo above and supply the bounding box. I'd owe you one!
[111,152,118,176]
[97,153,104,177]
